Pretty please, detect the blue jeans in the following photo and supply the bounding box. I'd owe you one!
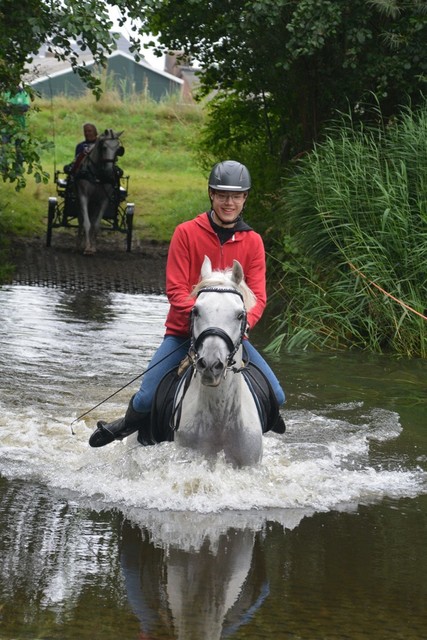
[132,335,285,413]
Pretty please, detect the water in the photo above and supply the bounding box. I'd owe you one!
[0,285,426,639]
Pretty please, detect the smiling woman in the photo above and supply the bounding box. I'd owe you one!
[87,159,285,450]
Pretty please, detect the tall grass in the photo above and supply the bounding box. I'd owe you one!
[268,104,427,357]
[0,90,207,243]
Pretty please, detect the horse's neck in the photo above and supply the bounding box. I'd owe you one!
[79,143,101,175]
[85,143,99,164]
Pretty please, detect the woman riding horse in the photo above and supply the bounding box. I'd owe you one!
[89,160,285,449]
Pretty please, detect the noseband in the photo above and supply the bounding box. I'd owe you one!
[190,287,247,370]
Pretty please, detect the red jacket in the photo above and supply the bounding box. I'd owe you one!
[165,212,267,336]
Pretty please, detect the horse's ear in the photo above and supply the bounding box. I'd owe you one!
[231,260,243,285]
[201,255,212,279]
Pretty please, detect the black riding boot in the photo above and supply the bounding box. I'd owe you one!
[137,414,156,447]
[89,395,151,447]
[271,413,286,434]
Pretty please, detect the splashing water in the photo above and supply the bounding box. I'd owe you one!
[0,286,425,520]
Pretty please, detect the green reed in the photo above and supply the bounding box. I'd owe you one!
[268,104,427,357]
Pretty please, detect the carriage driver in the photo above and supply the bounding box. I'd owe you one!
[75,122,98,155]
[64,123,98,175]
[89,160,286,447]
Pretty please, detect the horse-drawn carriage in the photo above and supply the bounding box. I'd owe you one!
[46,129,134,254]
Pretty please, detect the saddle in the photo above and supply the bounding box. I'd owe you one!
[147,357,285,445]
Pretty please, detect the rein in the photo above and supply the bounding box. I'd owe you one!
[70,337,190,433]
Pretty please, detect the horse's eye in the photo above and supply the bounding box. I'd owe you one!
[192,307,199,318]
[237,311,245,320]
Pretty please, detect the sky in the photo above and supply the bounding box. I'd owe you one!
[108,6,164,70]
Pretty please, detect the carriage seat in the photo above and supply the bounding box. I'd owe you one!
[56,175,69,197]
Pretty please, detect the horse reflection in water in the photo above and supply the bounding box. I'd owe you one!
[74,128,124,255]
[120,517,268,640]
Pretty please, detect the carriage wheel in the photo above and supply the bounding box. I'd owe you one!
[125,203,134,252]
[46,197,57,247]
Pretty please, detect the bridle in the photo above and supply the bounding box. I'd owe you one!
[189,286,248,371]
[171,286,248,430]
[82,135,123,183]
[98,135,123,167]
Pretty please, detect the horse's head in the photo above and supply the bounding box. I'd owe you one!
[97,129,125,177]
[190,256,255,386]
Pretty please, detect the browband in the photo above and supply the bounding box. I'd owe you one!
[196,286,243,300]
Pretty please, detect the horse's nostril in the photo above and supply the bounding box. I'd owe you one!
[196,357,206,372]
[213,361,225,374]
[196,358,224,377]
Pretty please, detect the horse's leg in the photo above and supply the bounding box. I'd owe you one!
[224,384,263,467]
[77,221,84,251]
[88,202,98,255]
[77,183,93,255]
[81,204,93,255]
[89,186,110,254]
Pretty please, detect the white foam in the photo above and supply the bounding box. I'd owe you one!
[1,401,425,520]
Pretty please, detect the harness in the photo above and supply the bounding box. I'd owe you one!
[75,136,123,185]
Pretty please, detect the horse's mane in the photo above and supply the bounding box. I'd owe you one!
[192,267,256,311]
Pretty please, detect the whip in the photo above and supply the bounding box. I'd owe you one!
[70,339,190,434]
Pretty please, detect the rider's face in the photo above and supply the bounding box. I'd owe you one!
[83,125,97,142]
[210,189,247,227]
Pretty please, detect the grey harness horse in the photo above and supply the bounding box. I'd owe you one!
[74,129,124,255]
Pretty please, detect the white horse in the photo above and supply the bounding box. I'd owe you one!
[172,255,263,467]
[75,128,124,255]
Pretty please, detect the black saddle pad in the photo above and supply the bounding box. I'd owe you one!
[150,367,181,443]
[150,361,281,443]
[241,362,279,433]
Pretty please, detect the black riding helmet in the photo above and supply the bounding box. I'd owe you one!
[208,160,251,192]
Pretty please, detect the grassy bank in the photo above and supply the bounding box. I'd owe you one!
[0,91,207,246]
